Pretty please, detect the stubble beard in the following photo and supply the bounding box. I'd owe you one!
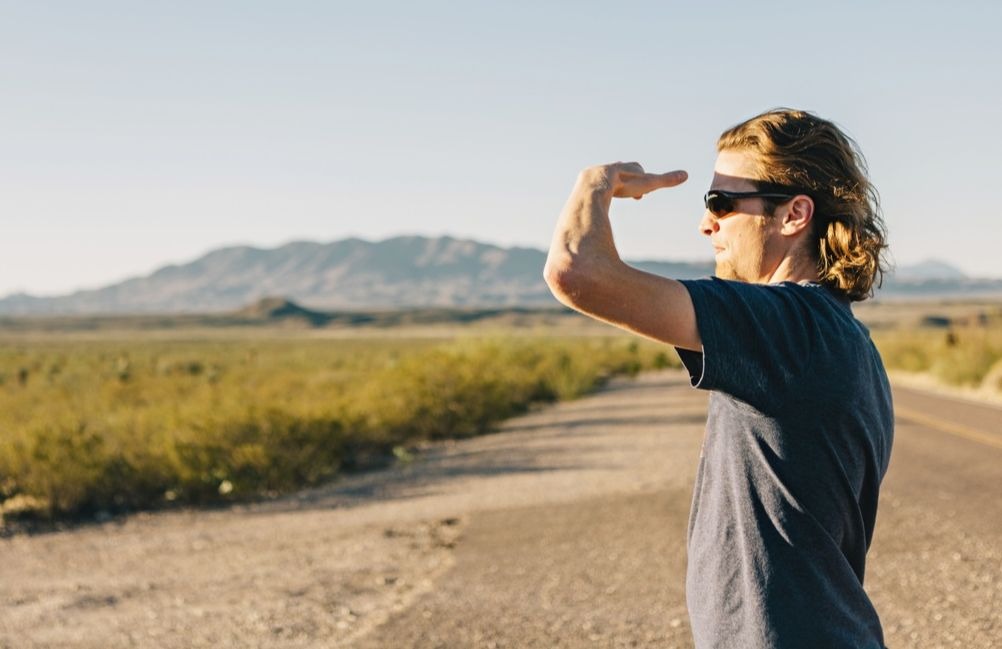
[714,259,741,282]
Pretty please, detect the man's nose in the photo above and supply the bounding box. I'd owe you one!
[699,210,719,236]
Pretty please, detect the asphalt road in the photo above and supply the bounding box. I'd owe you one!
[1,371,999,648]
[350,375,1002,649]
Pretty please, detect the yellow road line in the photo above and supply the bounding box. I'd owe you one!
[895,405,1002,450]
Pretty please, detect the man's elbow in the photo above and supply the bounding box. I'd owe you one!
[543,260,582,306]
[544,258,618,310]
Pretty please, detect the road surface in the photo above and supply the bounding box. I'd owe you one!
[1,370,999,648]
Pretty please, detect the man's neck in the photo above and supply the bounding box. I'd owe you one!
[762,254,820,285]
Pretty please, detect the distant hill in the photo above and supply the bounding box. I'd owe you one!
[0,236,712,315]
[882,258,1002,298]
[0,237,998,316]
[234,296,332,326]
[891,258,968,281]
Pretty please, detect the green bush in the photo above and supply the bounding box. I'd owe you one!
[873,325,1002,390]
[0,334,679,520]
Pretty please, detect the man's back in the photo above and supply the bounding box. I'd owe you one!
[675,277,893,649]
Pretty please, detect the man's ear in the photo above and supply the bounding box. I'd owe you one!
[780,195,814,236]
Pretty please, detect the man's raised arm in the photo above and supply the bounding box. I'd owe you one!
[542,162,703,352]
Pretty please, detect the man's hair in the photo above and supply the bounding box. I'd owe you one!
[717,108,889,302]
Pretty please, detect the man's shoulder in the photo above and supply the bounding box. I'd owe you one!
[679,276,851,312]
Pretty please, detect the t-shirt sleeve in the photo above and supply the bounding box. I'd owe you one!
[674,277,814,414]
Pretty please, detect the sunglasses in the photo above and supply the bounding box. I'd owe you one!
[703,190,796,218]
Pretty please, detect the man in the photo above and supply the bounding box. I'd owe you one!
[543,108,893,649]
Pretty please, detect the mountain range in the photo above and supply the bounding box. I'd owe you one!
[1,236,999,316]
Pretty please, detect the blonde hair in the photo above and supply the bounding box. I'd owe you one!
[717,108,889,301]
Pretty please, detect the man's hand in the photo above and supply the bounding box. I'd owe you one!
[578,162,688,201]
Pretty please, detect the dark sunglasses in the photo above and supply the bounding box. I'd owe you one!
[703,190,796,218]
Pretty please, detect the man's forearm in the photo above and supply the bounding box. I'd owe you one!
[540,162,700,349]
[543,170,623,288]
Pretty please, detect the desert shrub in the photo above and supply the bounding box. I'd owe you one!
[0,334,677,519]
[872,324,1002,389]
[929,340,998,387]
[872,330,939,374]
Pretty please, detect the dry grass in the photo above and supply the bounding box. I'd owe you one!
[0,333,678,521]
[873,327,1002,388]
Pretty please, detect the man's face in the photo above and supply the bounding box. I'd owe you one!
[699,149,787,283]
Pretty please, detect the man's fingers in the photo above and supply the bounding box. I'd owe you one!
[589,163,688,199]
[658,169,688,187]
[616,169,689,198]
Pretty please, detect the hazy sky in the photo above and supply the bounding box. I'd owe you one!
[3,0,1001,296]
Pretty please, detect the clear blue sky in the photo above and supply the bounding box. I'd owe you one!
[3,0,1000,296]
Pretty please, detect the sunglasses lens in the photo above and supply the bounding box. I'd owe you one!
[705,194,733,217]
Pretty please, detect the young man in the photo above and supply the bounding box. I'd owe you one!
[544,108,893,649]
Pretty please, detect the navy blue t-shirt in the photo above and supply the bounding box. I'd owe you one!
[675,277,894,649]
